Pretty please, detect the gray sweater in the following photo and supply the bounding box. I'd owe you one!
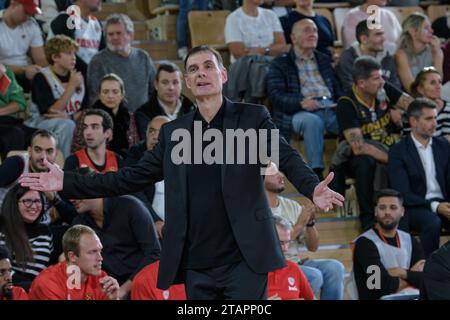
[87,48,156,112]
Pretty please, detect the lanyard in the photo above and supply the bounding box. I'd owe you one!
[375,225,400,248]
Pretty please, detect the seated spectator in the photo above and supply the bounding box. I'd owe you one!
[431,11,450,41]
[332,57,403,230]
[122,116,170,239]
[441,39,450,84]
[135,62,195,140]
[36,0,72,35]
[421,239,450,300]
[47,0,105,79]
[70,169,161,300]
[266,19,341,179]
[336,20,401,94]
[65,109,123,173]
[0,0,48,92]
[90,73,139,154]
[351,189,425,300]
[342,0,401,55]
[0,129,77,224]
[0,184,54,291]
[26,35,86,158]
[131,260,186,300]
[29,224,120,300]
[268,215,315,300]
[403,67,450,143]
[0,64,36,160]
[280,0,334,57]
[0,245,28,300]
[395,12,443,93]
[388,98,450,257]
[176,0,209,60]
[87,14,156,112]
[265,169,344,300]
[224,0,289,63]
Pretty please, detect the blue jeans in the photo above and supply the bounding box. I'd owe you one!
[291,108,338,169]
[176,0,209,48]
[300,259,345,300]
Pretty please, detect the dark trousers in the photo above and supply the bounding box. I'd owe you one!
[331,155,377,230]
[184,260,268,300]
[399,206,450,258]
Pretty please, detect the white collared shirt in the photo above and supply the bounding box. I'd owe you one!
[410,133,444,212]
[157,98,182,121]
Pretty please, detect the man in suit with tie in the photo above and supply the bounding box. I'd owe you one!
[19,46,344,300]
[388,97,450,257]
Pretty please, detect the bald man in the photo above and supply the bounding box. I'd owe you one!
[267,19,343,180]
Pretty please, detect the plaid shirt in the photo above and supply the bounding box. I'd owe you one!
[295,48,331,99]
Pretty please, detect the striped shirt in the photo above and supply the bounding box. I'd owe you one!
[0,225,53,283]
[403,100,450,137]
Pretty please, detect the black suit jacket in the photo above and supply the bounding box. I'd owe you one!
[388,134,450,209]
[61,98,320,289]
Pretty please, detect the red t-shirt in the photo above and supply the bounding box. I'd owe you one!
[29,261,109,300]
[131,261,186,300]
[1,286,29,300]
[268,260,314,300]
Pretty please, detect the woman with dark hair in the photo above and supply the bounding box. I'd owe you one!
[402,67,450,143]
[0,184,53,290]
[71,73,139,155]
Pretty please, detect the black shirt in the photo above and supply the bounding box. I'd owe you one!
[336,82,402,146]
[72,196,161,283]
[353,227,424,300]
[183,104,242,269]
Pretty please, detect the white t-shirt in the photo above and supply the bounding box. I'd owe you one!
[224,7,283,62]
[0,10,44,66]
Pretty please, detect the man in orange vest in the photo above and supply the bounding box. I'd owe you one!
[64,109,123,173]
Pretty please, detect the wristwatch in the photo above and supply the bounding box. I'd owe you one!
[264,47,270,55]
[306,219,316,227]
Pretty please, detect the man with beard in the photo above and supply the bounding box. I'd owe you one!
[264,168,345,300]
[389,98,450,257]
[47,0,105,79]
[352,189,425,300]
[87,13,156,112]
[0,129,76,224]
[0,246,28,300]
[64,109,123,173]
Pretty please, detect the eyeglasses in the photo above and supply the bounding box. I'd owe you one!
[0,268,14,277]
[280,240,294,246]
[417,66,438,76]
[19,199,42,208]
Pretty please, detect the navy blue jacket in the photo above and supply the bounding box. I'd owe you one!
[388,134,450,209]
[266,48,342,140]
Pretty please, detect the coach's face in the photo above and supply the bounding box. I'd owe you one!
[184,51,227,99]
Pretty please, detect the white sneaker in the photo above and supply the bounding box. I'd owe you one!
[177,47,188,60]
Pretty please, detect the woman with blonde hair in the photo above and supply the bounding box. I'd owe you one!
[403,67,450,143]
[395,12,443,93]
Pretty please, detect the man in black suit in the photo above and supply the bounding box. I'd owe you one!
[19,46,344,300]
[388,98,450,257]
